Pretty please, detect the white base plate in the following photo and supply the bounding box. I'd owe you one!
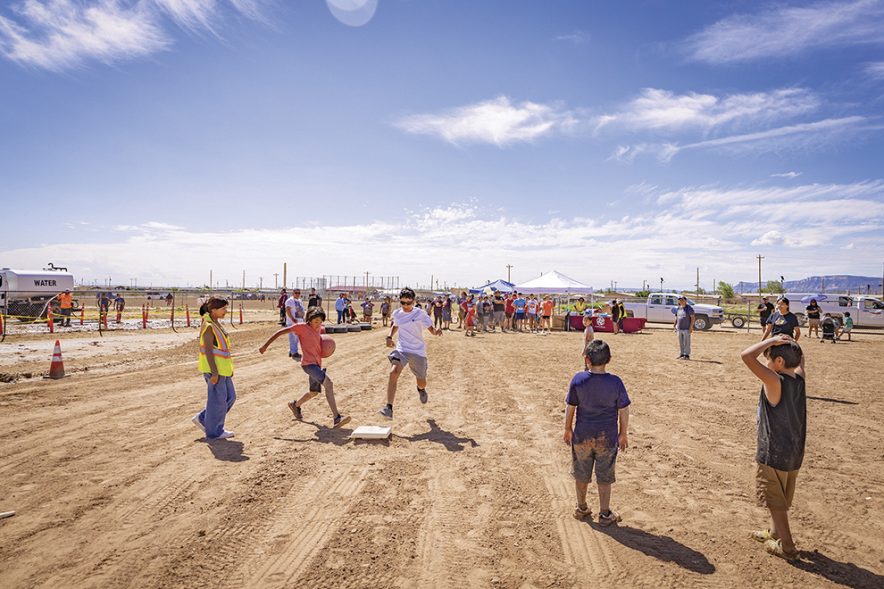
[350,425,392,440]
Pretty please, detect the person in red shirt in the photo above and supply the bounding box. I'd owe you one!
[504,294,515,332]
[461,296,476,337]
[541,296,555,334]
[259,307,350,428]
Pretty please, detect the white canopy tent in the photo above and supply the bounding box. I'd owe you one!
[515,271,594,295]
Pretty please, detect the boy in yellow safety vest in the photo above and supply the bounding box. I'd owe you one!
[192,297,237,440]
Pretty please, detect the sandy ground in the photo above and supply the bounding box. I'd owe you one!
[0,322,882,588]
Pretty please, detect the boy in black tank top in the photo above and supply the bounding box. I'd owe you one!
[741,335,806,561]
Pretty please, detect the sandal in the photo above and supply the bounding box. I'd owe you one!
[764,538,798,560]
[573,505,592,520]
[751,529,774,543]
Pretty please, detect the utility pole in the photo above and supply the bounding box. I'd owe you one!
[283,262,287,291]
[242,270,246,291]
[259,276,263,290]
[756,254,764,299]
[696,267,700,294]
[660,277,664,292]
[209,270,213,290]
[506,264,513,283]
[273,273,279,290]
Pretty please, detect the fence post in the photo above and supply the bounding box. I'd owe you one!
[80,305,85,326]
[186,305,191,328]
[239,303,243,325]
[48,306,54,333]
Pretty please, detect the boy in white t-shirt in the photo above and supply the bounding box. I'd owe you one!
[284,289,306,360]
[379,287,442,419]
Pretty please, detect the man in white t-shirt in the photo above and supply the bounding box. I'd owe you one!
[285,289,306,360]
[379,287,442,419]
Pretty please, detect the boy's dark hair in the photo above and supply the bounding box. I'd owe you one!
[844,311,851,317]
[306,306,326,322]
[764,341,802,368]
[583,339,612,366]
[400,287,416,300]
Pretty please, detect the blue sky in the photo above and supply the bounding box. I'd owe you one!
[1,0,883,289]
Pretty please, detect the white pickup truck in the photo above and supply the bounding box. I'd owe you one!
[624,293,725,330]
[793,295,884,328]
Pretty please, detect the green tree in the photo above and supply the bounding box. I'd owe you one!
[765,280,785,294]
[718,281,735,299]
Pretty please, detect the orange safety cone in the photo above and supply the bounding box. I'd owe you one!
[48,340,65,379]
[80,306,85,326]
[143,304,148,329]
[239,304,243,325]
[185,305,191,328]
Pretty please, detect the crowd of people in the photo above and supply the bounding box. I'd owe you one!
[193,286,810,562]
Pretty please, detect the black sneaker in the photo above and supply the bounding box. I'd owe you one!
[418,388,428,404]
[378,405,393,419]
[292,353,302,360]
[333,414,351,429]
[288,401,302,420]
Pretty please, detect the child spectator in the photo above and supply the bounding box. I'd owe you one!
[541,296,554,334]
[564,340,630,526]
[442,296,453,330]
[741,336,806,560]
[362,299,375,323]
[259,307,351,429]
[381,297,392,327]
[582,314,595,349]
[837,312,853,341]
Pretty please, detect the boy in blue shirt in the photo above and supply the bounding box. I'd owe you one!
[564,340,630,526]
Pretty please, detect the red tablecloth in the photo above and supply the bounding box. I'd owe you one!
[568,315,646,333]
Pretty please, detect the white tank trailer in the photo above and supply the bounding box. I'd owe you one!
[0,266,75,320]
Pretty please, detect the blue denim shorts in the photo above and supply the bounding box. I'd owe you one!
[302,364,326,393]
[571,438,618,484]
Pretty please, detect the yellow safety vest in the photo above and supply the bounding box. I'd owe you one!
[198,315,234,376]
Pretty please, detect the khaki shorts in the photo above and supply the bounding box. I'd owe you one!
[809,318,820,327]
[388,350,428,380]
[756,463,798,510]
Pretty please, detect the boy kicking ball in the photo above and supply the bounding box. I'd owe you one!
[564,340,630,526]
[741,335,806,560]
[379,287,442,419]
[259,307,351,429]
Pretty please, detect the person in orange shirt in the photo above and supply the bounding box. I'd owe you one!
[57,289,73,327]
[541,296,555,334]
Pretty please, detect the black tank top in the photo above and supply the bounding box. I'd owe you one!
[756,373,806,471]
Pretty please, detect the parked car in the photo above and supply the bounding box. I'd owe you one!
[624,293,725,330]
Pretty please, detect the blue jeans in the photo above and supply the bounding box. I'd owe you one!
[337,310,345,323]
[677,329,692,357]
[198,374,236,439]
[288,330,300,355]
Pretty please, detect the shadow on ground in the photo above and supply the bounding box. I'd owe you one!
[590,523,715,574]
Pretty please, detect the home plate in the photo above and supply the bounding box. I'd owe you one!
[350,425,392,440]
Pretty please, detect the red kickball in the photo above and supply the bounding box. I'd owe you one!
[320,334,336,358]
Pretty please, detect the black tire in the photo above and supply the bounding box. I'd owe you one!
[693,314,711,330]
[731,316,746,329]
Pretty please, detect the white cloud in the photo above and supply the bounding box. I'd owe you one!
[0,0,264,71]
[618,116,870,162]
[772,171,802,178]
[5,185,883,289]
[554,30,588,44]
[866,60,884,79]
[685,0,884,64]
[594,88,819,133]
[395,96,576,146]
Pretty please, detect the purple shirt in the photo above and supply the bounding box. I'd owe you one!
[566,372,631,446]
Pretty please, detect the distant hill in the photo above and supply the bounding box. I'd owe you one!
[734,275,883,295]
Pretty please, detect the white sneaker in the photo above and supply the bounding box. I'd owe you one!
[192,414,205,434]
[217,430,235,439]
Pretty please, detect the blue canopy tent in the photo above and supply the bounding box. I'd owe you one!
[469,279,516,294]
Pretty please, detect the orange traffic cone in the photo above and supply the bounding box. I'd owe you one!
[48,340,65,379]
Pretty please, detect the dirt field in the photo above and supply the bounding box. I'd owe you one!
[1,321,882,588]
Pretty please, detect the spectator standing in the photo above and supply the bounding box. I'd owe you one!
[674,295,695,360]
[308,288,322,310]
[277,289,288,326]
[805,299,822,339]
[285,289,306,360]
[335,293,347,324]
[762,297,801,341]
[57,288,73,327]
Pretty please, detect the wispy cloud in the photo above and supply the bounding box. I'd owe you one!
[771,171,802,178]
[615,116,870,162]
[5,183,883,288]
[594,88,819,133]
[554,30,588,45]
[684,0,884,64]
[0,0,264,71]
[395,96,576,146]
[866,60,884,79]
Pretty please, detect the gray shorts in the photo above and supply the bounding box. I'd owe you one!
[493,310,505,323]
[302,364,326,393]
[388,350,428,380]
[571,438,618,484]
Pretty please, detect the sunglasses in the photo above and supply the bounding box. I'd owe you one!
[400,299,414,305]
